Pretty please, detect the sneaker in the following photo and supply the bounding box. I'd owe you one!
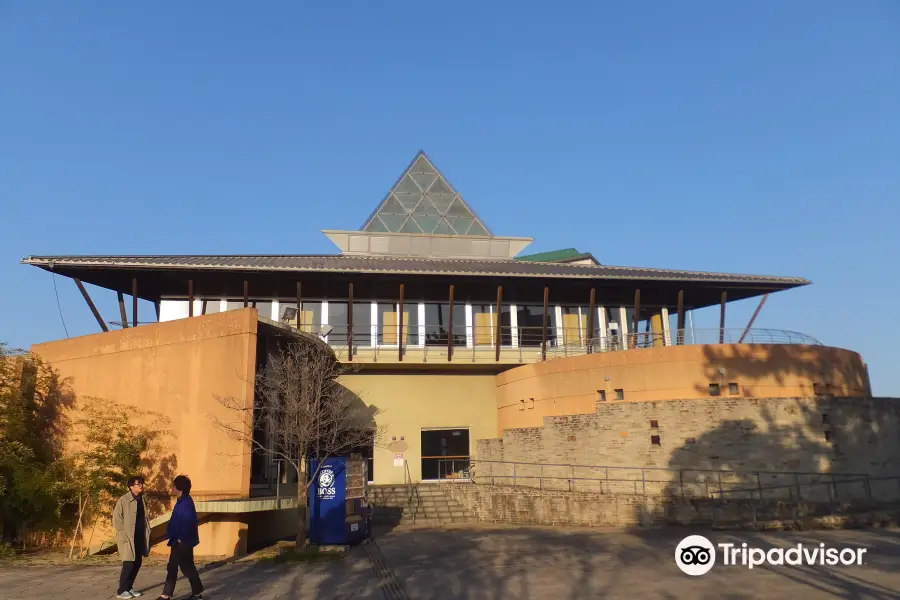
[116,593,133,599]
[129,591,143,597]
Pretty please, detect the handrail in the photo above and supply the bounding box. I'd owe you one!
[466,459,880,501]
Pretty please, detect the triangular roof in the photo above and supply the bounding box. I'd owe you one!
[360,151,494,237]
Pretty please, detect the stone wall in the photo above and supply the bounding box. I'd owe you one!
[475,396,900,502]
[443,483,900,530]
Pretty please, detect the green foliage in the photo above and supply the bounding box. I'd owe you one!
[0,343,70,541]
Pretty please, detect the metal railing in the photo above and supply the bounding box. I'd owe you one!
[430,457,472,481]
[282,322,821,363]
[465,459,898,504]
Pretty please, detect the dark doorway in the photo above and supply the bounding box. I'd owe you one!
[421,428,470,481]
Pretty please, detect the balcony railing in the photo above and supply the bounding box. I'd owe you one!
[282,319,820,364]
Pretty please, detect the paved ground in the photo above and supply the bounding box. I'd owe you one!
[0,547,382,600]
[3,526,900,599]
[373,524,900,600]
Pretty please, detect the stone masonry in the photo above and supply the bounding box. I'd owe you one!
[476,396,900,502]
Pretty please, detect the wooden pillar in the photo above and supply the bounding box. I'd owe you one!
[243,280,249,308]
[398,284,405,362]
[132,277,138,327]
[117,292,129,328]
[188,280,194,317]
[347,282,354,361]
[296,282,302,329]
[676,290,685,345]
[719,290,727,343]
[541,286,549,361]
[447,284,455,362]
[495,285,503,362]
[632,289,641,348]
[587,288,596,353]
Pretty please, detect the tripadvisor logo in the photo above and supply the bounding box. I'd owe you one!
[675,535,867,575]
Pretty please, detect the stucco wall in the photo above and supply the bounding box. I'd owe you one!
[339,372,498,484]
[31,310,258,502]
[495,344,869,433]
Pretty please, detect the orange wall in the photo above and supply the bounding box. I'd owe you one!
[495,344,869,433]
[31,309,259,500]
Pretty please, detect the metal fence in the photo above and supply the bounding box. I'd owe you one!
[291,322,821,363]
[463,459,900,504]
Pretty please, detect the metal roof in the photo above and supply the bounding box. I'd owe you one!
[20,254,811,286]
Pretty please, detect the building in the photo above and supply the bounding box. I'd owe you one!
[21,151,877,553]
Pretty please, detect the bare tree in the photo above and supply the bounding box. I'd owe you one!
[213,341,381,545]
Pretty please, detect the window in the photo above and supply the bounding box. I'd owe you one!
[597,390,607,402]
[709,383,721,397]
[423,303,465,347]
[650,435,661,446]
[614,389,624,401]
[649,420,659,429]
[516,305,556,347]
[201,299,222,315]
[728,382,739,395]
[277,301,322,334]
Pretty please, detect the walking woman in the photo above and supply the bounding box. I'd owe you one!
[158,475,204,600]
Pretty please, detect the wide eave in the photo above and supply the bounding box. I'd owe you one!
[21,254,810,309]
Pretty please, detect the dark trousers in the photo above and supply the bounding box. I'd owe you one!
[162,543,203,597]
[118,552,143,594]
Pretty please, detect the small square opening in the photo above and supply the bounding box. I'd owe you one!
[708,383,721,397]
[728,382,739,395]
[650,435,661,446]
[597,389,607,402]
[614,388,625,401]
[650,419,659,429]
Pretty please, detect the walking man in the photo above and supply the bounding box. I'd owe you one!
[114,475,151,599]
[158,475,204,600]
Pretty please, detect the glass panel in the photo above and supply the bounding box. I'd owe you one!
[413,196,441,216]
[413,214,441,233]
[423,303,466,347]
[395,174,421,194]
[277,301,324,333]
[378,213,407,231]
[467,221,489,237]
[377,303,396,345]
[428,177,452,196]
[392,192,421,212]
[379,195,407,214]
[398,217,422,233]
[446,216,473,233]
[411,172,437,191]
[364,217,389,232]
[432,219,455,235]
[444,197,475,218]
[351,303,372,347]
[226,300,247,312]
[427,192,455,213]
[405,303,419,347]
[411,155,435,173]
[517,305,556,347]
[328,302,348,345]
[499,305,513,346]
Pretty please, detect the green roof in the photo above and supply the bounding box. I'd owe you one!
[516,248,595,263]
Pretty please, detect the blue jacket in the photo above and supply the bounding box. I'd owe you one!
[166,494,200,548]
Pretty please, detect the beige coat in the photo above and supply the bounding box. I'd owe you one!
[112,492,152,561]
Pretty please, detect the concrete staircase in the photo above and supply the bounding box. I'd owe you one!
[370,484,473,526]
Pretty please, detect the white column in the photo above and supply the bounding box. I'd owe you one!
[554,305,564,347]
[219,298,228,312]
[159,300,188,322]
[597,306,608,350]
[192,300,203,317]
[321,301,329,325]
[619,306,629,347]
[510,304,519,347]
[370,302,378,347]
[271,300,280,321]
[661,307,671,346]
[465,303,474,348]
[418,303,426,348]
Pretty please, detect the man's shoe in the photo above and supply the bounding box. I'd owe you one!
[129,591,142,597]
[116,593,133,599]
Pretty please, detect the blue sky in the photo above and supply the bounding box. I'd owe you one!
[1,2,898,394]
